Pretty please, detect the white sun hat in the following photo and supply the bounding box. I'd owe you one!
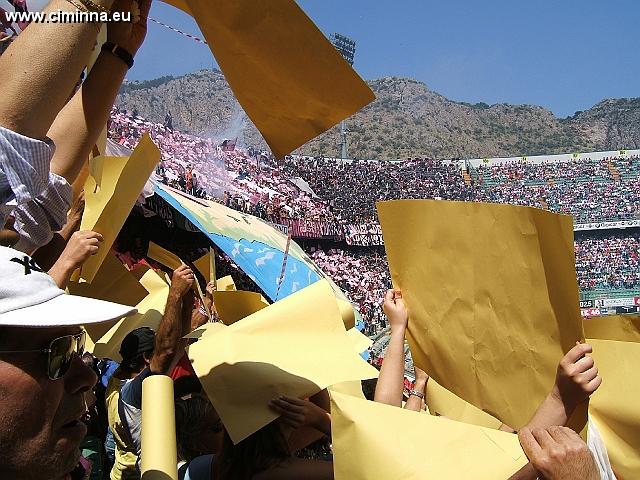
[0,246,136,327]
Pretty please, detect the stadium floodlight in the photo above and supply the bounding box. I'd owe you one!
[330,33,357,159]
[330,33,356,66]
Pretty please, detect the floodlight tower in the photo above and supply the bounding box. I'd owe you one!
[331,33,357,160]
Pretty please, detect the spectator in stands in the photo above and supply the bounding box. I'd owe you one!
[211,390,333,479]
[0,246,135,479]
[174,392,223,480]
[109,264,196,479]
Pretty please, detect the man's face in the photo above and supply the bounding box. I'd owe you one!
[0,326,97,480]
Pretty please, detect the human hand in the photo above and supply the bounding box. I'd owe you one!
[0,216,20,247]
[68,192,85,226]
[170,264,195,297]
[107,0,151,56]
[59,230,103,270]
[551,342,601,409]
[383,289,408,331]
[269,395,330,433]
[518,426,599,480]
[205,280,216,298]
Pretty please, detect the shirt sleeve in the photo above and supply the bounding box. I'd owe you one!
[12,172,72,253]
[0,126,55,226]
[588,416,617,480]
[120,366,154,410]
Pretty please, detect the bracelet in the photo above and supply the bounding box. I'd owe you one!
[65,0,89,12]
[65,0,102,32]
[198,306,208,317]
[101,42,134,69]
[78,0,111,14]
[408,389,424,399]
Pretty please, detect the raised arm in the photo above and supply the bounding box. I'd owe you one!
[0,0,115,139]
[374,289,408,407]
[49,0,151,183]
[527,342,601,431]
[508,343,602,480]
[404,365,428,412]
[150,265,194,375]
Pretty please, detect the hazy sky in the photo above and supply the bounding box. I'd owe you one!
[8,0,639,118]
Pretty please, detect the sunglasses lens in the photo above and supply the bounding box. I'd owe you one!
[48,332,85,380]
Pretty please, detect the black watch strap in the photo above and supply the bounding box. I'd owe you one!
[102,41,134,69]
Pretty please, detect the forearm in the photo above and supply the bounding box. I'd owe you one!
[374,327,406,406]
[49,51,128,182]
[48,257,76,289]
[150,292,185,374]
[32,213,82,270]
[403,378,427,412]
[526,390,574,431]
[0,0,113,139]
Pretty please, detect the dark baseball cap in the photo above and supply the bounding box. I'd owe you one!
[119,327,156,367]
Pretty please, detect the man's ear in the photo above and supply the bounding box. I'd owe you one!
[143,351,153,364]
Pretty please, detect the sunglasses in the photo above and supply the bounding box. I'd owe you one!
[0,331,86,380]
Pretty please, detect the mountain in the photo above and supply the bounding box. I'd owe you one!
[117,70,639,159]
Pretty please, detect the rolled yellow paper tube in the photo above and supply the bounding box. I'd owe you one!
[141,375,178,480]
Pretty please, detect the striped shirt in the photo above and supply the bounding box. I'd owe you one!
[0,126,72,253]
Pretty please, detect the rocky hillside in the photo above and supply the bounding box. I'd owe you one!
[117,70,640,159]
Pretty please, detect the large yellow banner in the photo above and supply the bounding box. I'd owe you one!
[378,200,583,430]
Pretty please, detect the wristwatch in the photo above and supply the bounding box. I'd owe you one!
[101,41,134,69]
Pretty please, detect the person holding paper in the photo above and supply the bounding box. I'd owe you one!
[211,391,334,480]
[112,265,195,479]
[510,343,615,480]
[373,289,428,412]
[518,426,600,480]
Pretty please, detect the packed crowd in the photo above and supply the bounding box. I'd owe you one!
[0,2,629,480]
[283,156,472,224]
[308,247,389,336]
[474,159,640,223]
[575,231,640,291]
[111,107,640,229]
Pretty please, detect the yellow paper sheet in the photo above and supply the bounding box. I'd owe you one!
[584,315,640,343]
[328,381,367,400]
[188,279,378,443]
[377,200,583,430]
[69,253,149,307]
[337,299,356,330]
[141,375,178,480]
[212,290,269,325]
[162,0,374,158]
[346,328,373,354]
[426,378,503,430]
[70,254,149,345]
[588,339,640,480]
[216,275,236,291]
[328,327,375,401]
[193,248,215,284]
[330,391,527,480]
[93,269,169,361]
[80,134,160,281]
[147,242,184,270]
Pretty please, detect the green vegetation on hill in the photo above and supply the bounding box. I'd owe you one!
[116,70,640,159]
